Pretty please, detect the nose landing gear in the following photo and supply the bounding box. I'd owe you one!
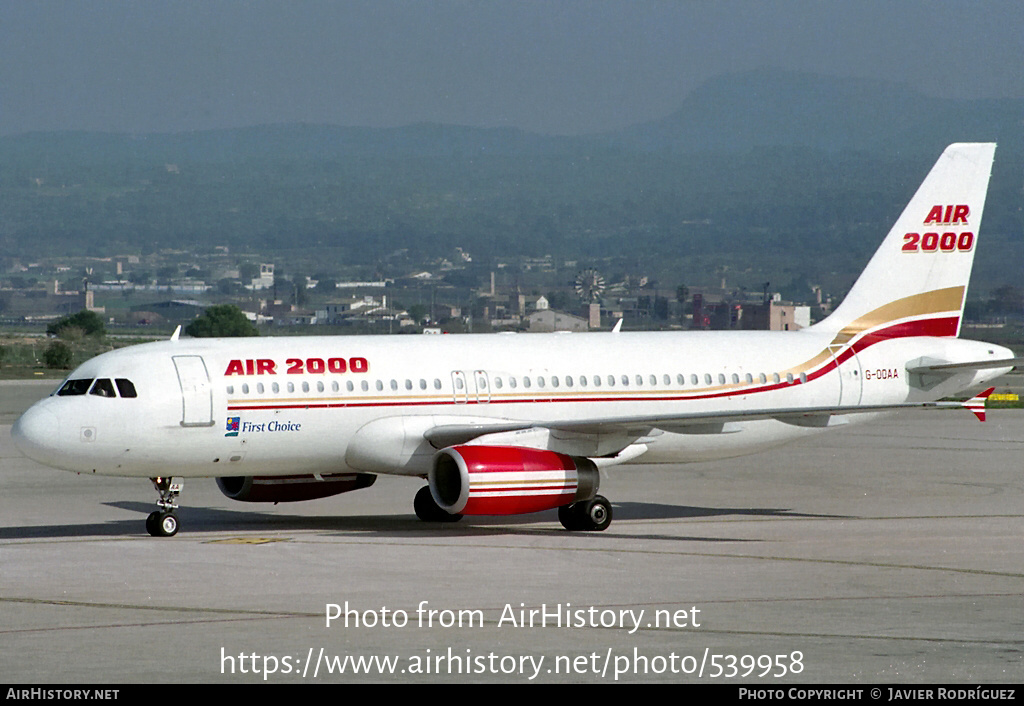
[147,477,183,537]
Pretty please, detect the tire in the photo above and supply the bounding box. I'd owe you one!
[414,486,462,523]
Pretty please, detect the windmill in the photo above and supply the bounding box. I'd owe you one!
[574,269,605,303]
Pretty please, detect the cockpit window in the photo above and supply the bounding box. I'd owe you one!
[89,379,116,398]
[115,379,138,398]
[57,379,93,396]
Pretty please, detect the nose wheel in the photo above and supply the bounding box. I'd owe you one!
[147,477,183,537]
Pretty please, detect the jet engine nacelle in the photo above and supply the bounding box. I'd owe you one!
[216,473,376,503]
[429,445,599,515]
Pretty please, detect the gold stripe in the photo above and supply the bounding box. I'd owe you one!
[830,286,964,345]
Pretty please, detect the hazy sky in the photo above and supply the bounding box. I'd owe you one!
[3,1,1023,136]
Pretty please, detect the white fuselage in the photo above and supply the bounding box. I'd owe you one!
[12,328,1011,478]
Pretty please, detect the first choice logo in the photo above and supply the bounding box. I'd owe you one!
[224,357,369,376]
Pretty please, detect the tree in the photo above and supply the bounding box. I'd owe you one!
[47,310,105,339]
[42,341,73,369]
[185,305,258,338]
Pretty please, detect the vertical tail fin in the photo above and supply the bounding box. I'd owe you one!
[811,143,996,341]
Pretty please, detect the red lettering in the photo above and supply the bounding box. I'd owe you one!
[256,359,276,375]
[224,360,244,376]
[286,358,303,374]
[306,357,325,374]
[245,359,255,375]
[924,205,944,224]
[943,205,953,224]
[958,232,974,251]
[939,232,957,251]
[953,204,969,224]
[350,357,369,373]
[328,357,347,374]
[902,233,920,252]
[921,232,939,251]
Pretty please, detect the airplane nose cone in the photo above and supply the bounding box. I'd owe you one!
[12,403,61,465]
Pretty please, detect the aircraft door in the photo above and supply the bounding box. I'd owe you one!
[474,371,490,404]
[173,355,215,427]
[451,371,468,404]
[831,348,863,407]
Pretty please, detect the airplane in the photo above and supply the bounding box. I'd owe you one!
[11,143,1022,537]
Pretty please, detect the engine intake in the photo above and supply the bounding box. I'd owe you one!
[429,445,599,516]
[216,473,376,503]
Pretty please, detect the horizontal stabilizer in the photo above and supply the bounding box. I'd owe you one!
[906,357,1024,374]
[963,387,995,422]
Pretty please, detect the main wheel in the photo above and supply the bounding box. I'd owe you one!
[559,496,612,532]
[414,486,463,523]
[580,495,612,531]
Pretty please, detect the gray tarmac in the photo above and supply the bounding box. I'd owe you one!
[1,378,1022,684]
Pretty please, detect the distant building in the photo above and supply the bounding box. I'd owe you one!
[527,309,589,333]
[251,264,275,290]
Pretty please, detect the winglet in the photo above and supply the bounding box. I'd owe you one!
[963,387,995,422]
[170,325,181,342]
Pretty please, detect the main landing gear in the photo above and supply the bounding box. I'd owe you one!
[413,486,463,523]
[558,495,612,532]
[147,476,183,537]
[412,485,613,531]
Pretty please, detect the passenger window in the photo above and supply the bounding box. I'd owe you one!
[691,374,699,385]
[89,379,116,398]
[731,373,739,384]
[115,379,137,398]
[272,382,280,394]
[317,381,325,393]
[57,379,93,396]
[257,383,265,394]
[433,378,441,390]
[677,374,685,386]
